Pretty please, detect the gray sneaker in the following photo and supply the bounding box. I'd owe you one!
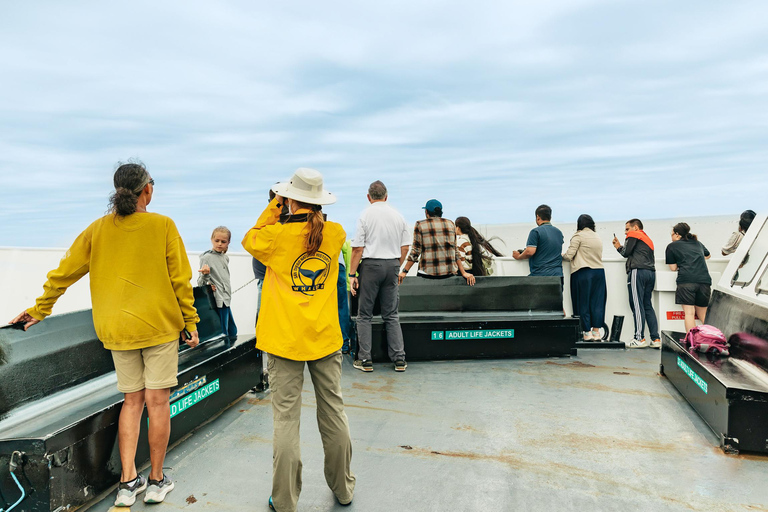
[144,474,175,503]
[114,474,147,507]
[394,360,407,372]
[353,359,373,372]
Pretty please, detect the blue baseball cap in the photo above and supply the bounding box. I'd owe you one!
[422,199,442,214]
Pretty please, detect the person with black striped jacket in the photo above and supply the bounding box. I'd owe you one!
[612,218,659,349]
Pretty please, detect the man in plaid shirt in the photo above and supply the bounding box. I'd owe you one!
[399,199,476,285]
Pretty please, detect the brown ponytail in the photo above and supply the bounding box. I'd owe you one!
[294,200,324,255]
[109,161,150,216]
[673,222,697,241]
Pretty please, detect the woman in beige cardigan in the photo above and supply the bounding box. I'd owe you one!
[563,214,607,341]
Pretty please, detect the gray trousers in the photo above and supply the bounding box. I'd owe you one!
[355,258,406,361]
[267,351,355,511]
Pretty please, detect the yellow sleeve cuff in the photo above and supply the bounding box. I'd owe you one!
[27,308,47,322]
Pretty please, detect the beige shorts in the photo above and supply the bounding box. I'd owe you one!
[111,341,179,393]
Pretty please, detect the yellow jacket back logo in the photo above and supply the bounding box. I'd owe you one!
[291,251,332,295]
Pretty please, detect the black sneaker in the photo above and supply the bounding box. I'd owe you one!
[394,360,407,372]
[353,359,373,372]
[144,474,175,503]
[114,474,147,507]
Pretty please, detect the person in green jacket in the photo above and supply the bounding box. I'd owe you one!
[338,240,354,353]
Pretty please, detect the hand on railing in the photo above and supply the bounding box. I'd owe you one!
[8,310,40,331]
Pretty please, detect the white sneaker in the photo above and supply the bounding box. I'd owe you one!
[114,475,147,507]
[626,338,649,349]
[649,339,662,349]
[144,474,175,503]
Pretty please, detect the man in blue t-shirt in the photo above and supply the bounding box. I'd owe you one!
[513,204,564,278]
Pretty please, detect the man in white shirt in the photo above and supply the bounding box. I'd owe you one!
[349,181,411,373]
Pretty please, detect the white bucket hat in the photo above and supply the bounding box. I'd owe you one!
[272,167,337,206]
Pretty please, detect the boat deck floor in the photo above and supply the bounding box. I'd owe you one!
[85,348,768,512]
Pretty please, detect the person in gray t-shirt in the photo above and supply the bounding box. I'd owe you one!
[198,226,237,341]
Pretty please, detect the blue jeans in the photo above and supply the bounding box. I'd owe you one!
[338,263,353,351]
[217,305,238,341]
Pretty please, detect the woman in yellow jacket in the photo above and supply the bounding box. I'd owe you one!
[242,168,355,512]
[10,161,199,506]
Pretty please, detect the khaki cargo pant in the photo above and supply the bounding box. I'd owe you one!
[267,351,355,511]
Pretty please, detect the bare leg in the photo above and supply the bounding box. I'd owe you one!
[145,388,171,481]
[682,305,697,332]
[694,306,707,325]
[119,389,146,482]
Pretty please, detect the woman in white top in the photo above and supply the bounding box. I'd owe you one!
[562,214,607,341]
[455,216,503,277]
[721,209,756,256]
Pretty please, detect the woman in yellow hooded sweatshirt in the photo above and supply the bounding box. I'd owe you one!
[242,168,355,512]
[10,161,199,507]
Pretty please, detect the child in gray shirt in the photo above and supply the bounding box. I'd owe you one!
[198,226,237,341]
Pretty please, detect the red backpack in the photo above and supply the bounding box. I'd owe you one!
[684,325,729,356]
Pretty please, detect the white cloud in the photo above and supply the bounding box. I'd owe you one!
[1,0,767,250]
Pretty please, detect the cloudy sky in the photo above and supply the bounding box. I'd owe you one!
[1,0,766,251]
